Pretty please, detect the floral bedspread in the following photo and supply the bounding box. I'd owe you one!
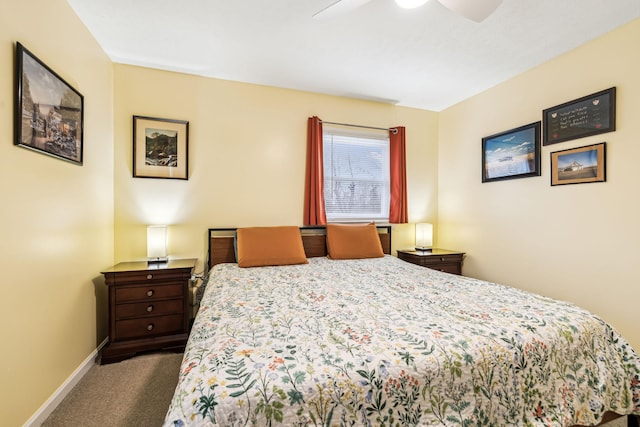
[164,256,640,427]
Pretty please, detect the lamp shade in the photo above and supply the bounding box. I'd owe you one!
[147,225,168,262]
[415,223,433,251]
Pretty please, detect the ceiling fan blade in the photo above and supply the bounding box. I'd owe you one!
[436,0,502,22]
[313,0,374,19]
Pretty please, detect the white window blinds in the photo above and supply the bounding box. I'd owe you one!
[323,128,390,222]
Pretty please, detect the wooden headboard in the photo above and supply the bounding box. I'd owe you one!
[207,225,392,270]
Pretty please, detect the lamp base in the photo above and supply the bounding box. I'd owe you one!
[415,247,432,252]
[148,257,168,264]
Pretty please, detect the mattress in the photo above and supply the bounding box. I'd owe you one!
[164,255,640,426]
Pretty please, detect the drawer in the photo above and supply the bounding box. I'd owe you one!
[115,283,183,303]
[109,269,189,285]
[426,263,461,275]
[419,254,463,266]
[115,314,184,340]
[115,299,183,319]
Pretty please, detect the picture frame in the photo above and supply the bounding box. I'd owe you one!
[482,122,541,183]
[14,42,84,165]
[133,116,189,180]
[543,87,615,146]
[550,142,606,186]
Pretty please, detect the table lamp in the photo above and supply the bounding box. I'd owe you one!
[147,225,168,263]
[415,223,433,252]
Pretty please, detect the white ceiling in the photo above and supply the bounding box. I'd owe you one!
[66,0,640,111]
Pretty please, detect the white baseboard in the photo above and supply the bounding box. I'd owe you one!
[23,338,108,427]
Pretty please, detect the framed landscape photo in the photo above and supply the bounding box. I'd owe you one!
[482,122,541,183]
[133,116,189,180]
[550,142,606,186]
[15,42,84,165]
[543,87,615,146]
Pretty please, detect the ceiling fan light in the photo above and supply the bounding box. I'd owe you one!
[395,0,429,9]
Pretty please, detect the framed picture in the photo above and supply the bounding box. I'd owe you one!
[133,116,189,180]
[543,87,615,146]
[550,142,606,186]
[482,122,541,183]
[14,42,84,165]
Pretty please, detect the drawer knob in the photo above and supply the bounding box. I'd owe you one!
[146,305,154,312]
[440,257,445,261]
[147,274,153,280]
[147,323,154,331]
[146,290,154,297]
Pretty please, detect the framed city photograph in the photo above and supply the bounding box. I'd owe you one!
[543,87,615,146]
[14,42,84,165]
[482,122,541,183]
[550,142,606,186]
[133,116,189,180]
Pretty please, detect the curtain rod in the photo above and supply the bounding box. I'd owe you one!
[320,120,398,134]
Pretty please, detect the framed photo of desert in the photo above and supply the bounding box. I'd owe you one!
[15,42,84,165]
[482,122,541,183]
[133,116,189,180]
[550,142,606,186]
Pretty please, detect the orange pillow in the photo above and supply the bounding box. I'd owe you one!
[326,223,384,260]
[237,226,308,268]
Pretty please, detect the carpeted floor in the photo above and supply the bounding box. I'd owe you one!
[42,352,183,427]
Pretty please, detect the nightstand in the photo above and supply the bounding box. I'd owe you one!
[100,258,196,364]
[397,249,465,275]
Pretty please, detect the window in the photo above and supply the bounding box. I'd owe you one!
[323,127,390,222]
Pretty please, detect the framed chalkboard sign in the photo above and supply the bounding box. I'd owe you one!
[543,87,615,146]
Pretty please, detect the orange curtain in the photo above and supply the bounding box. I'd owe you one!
[303,116,327,225]
[389,126,408,223]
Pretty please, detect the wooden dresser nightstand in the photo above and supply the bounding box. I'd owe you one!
[397,249,465,275]
[100,258,196,364]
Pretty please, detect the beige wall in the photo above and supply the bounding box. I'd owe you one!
[0,1,114,425]
[438,18,640,350]
[113,64,439,271]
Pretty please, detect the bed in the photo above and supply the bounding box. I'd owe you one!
[164,225,640,427]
